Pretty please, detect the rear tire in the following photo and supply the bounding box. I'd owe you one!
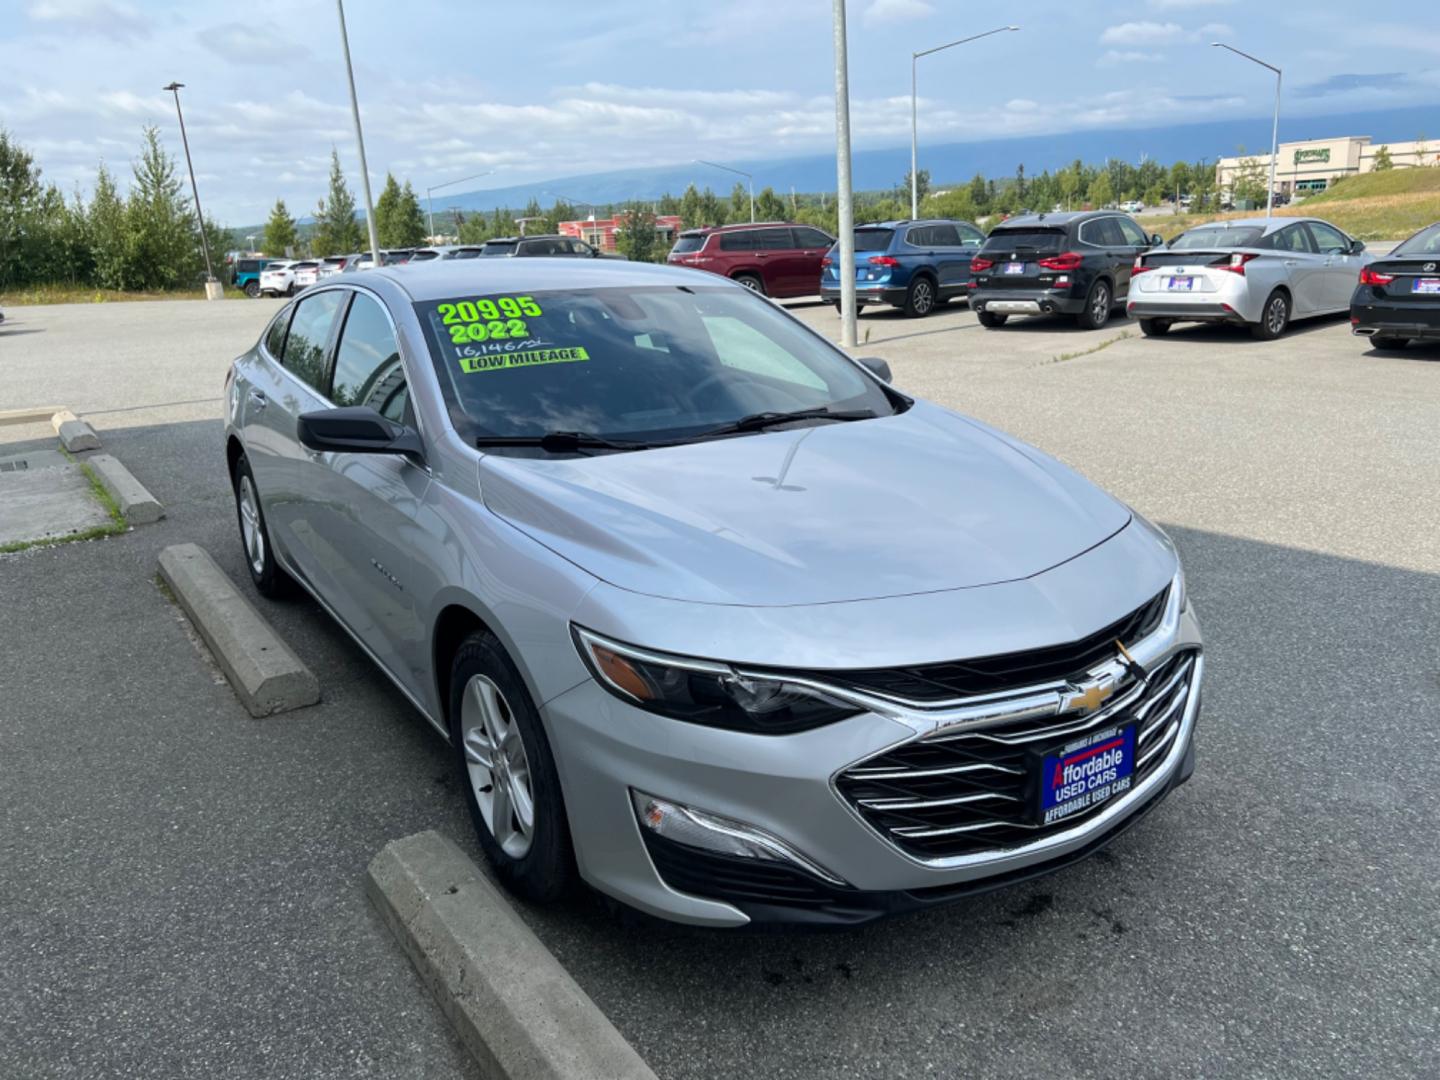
[1251,289,1290,340]
[1076,279,1112,330]
[903,276,937,317]
[450,632,574,904]
[977,310,1008,328]
[243,281,260,298]
[1370,335,1409,350]
[232,453,293,599]
[1139,318,1172,337]
[733,273,766,296]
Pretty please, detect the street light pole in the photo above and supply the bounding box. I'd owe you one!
[426,170,495,238]
[336,0,381,265]
[695,160,754,223]
[910,26,1018,219]
[832,0,856,349]
[1211,42,1281,218]
[161,82,216,291]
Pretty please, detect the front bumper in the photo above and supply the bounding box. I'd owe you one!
[544,589,1203,928]
[970,287,1085,316]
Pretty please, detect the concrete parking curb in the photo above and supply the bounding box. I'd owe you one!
[89,454,163,524]
[0,406,64,427]
[51,410,101,452]
[367,831,658,1080]
[157,543,319,717]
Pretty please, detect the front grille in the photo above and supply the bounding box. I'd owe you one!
[815,586,1169,704]
[836,648,1198,861]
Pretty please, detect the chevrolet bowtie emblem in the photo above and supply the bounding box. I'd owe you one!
[1065,682,1115,714]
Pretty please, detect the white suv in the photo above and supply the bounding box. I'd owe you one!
[258,261,295,297]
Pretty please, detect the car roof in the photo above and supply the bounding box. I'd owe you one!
[994,211,1117,228]
[680,222,800,236]
[368,256,722,302]
[1180,217,1303,234]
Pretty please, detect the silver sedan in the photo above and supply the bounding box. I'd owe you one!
[223,259,1201,927]
[1128,216,1374,339]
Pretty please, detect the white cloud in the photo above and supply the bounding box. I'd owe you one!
[862,0,935,27]
[199,23,313,66]
[1198,22,1234,38]
[1098,51,1167,68]
[26,0,149,39]
[1100,21,1184,46]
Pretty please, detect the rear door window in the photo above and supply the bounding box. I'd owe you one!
[853,229,894,252]
[1115,218,1150,247]
[1267,224,1316,254]
[957,223,985,246]
[757,228,795,251]
[1080,218,1125,247]
[904,226,934,247]
[1307,221,1351,255]
[279,289,346,393]
[263,308,292,359]
[930,224,963,247]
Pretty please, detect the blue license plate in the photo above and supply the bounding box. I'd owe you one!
[1036,724,1137,826]
[1003,262,1026,275]
[1166,276,1194,291]
[1413,278,1440,294]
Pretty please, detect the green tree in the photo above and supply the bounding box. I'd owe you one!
[966,172,988,212]
[88,163,128,289]
[397,181,427,245]
[1014,164,1026,204]
[920,188,978,223]
[125,125,201,289]
[729,182,749,223]
[1372,144,1394,171]
[700,187,727,226]
[615,201,661,262]
[754,186,787,222]
[678,184,704,229]
[263,198,298,256]
[1087,173,1114,209]
[900,168,930,206]
[1232,152,1267,206]
[312,149,362,256]
[0,127,44,288]
[657,192,681,216]
[373,173,403,246]
[1057,166,1080,210]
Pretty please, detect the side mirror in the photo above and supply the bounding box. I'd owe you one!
[1151,234,1165,247]
[857,356,892,383]
[297,406,424,460]
[1350,239,1366,255]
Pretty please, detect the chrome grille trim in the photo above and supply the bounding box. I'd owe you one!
[833,642,1202,868]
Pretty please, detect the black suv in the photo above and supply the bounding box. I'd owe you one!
[969,211,1162,330]
[480,235,617,258]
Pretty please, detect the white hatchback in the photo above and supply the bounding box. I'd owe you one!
[258,261,295,297]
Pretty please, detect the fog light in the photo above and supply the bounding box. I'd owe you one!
[631,790,847,886]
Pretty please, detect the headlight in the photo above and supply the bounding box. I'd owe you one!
[572,626,861,735]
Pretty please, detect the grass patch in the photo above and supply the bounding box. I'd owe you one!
[1047,330,1133,365]
[0,283,247,306]
[1304,168,1440,203]
[0,457,129,555]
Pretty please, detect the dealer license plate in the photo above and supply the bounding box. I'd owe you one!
[1166,276,1194,291]
[1412,278,1440,294]
[1003,262,1026,275]
[1035,723,1137,826]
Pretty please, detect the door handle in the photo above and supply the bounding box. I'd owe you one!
[1284,260,1298,267]
[247,389,267,410]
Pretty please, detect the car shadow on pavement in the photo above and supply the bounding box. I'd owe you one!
[517,523,1440,1080]
[1146,310,1351,344]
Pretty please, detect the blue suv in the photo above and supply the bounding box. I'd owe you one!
[820,219,986,317]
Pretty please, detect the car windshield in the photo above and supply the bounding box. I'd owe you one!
[852,229,894,252]
[415,285,895,449]
[981,228,1065,253]
[671,235,706,254]
[1171,226,1265,250]
[1394,224,1440,256]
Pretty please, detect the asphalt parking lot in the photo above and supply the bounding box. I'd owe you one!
[3,294,1438,1079]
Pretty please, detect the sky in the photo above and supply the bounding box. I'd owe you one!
[1,0,1437,224]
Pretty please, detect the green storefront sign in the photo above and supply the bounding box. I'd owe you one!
[1294,148,1331,165]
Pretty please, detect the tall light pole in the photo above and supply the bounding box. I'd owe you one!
[161,82,217,294]
[696,159,753,223]
[832,0,856,349]
[911,26,1018,219]
[426,170,494,238]
[1212,42,1281,218]
[335,0,380,265]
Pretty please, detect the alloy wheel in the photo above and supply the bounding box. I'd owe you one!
[237,475,265,576]
[1091,284,1110,324]
[1267,295,1287,335]
[912,280,933,315]
[461,674,535,859]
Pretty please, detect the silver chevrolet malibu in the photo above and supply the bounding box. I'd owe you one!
[224,259,1203,927]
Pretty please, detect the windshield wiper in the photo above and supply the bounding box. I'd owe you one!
[475,431,660,454]
[693,407,878,440]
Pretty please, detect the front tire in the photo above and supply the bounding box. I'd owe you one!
[977,309,1008,328]
[903,276,936,317]
[1370,335,1409,350]
[451,632,574,903]
[233,453,293,598]
[243,281,260,298]
[1076,279,1112,330]
[1252,289,1290,340]
[1139,318,1172,337]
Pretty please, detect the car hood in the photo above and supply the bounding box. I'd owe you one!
[479,401,1130,607]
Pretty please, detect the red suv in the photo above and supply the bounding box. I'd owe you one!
[667,223,835,298]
